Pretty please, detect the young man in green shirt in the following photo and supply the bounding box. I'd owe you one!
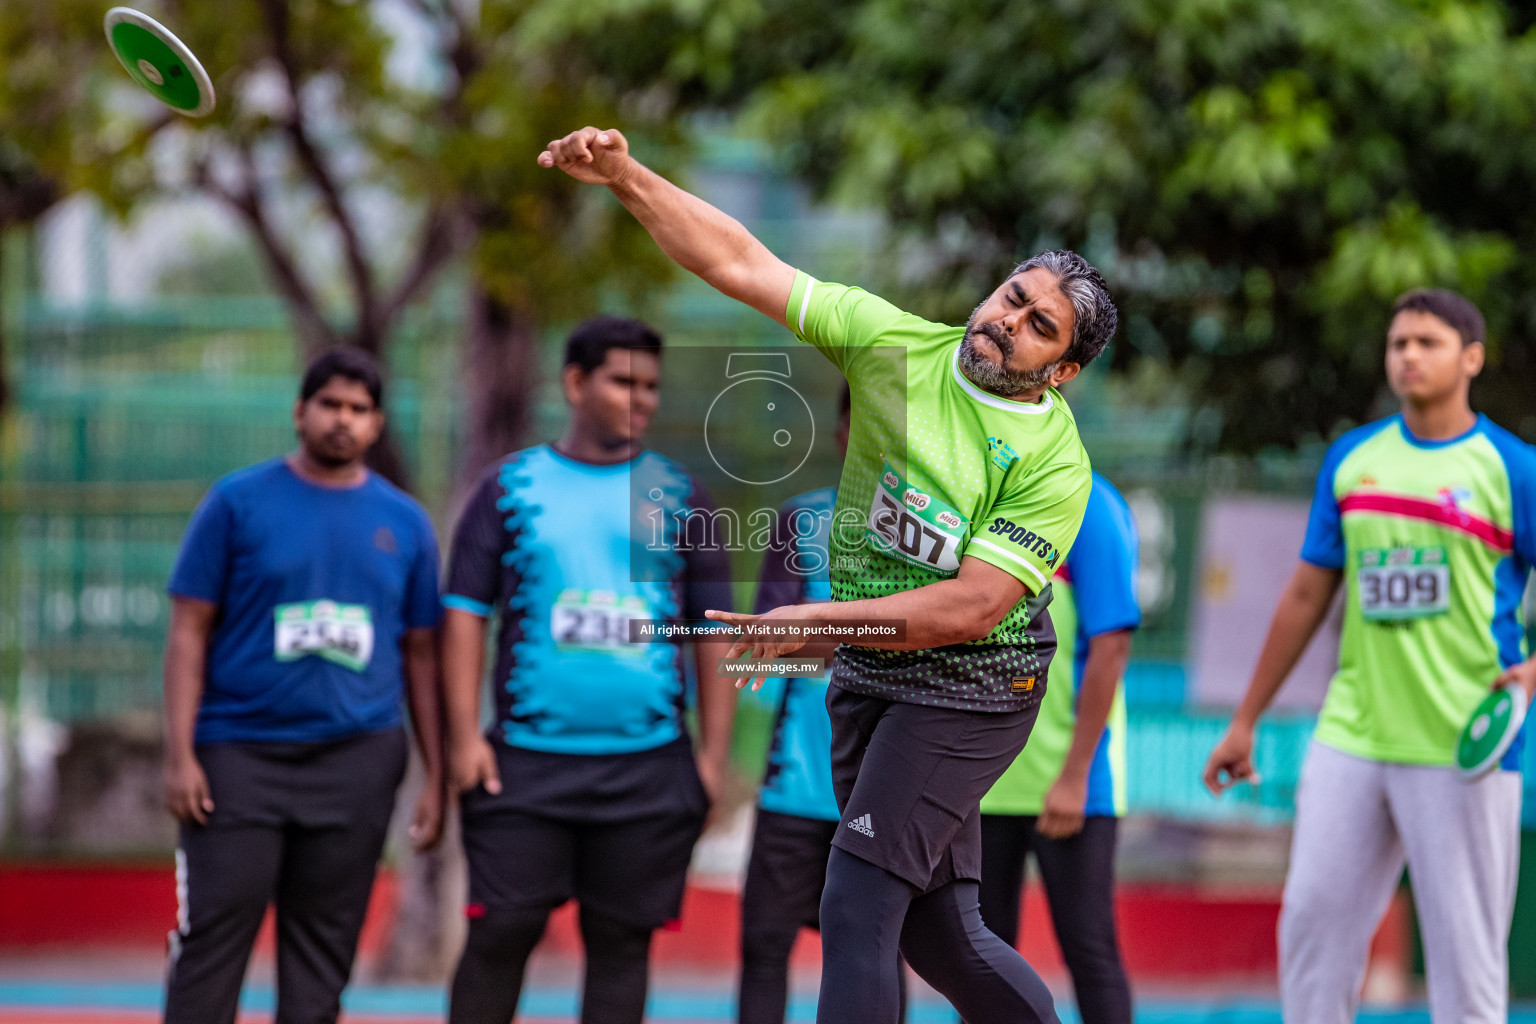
[540,126,1118,1024]
[1205,289,1536,1024]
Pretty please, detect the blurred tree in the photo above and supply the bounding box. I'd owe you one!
[0,0,737,977]
[0,0,696,485]
[0,3,156,419]
[652,0,1536,451]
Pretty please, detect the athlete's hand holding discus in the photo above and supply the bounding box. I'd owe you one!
[1492,658,1536,701]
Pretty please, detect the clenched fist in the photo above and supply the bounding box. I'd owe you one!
[537,127,633,188]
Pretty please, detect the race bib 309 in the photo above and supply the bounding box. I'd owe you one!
[1356,546,1451,622]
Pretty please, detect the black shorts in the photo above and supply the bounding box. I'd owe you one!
[741,808,839,936]
[827,685,1040,892]
[459,737,708,929]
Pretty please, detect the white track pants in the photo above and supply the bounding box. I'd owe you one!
[1279,741,1522,1024]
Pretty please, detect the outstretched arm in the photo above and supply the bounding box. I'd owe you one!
[707,556,1030,689]
[1203,561,1341,795]
[539,127,796,327]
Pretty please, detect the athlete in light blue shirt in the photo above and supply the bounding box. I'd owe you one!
[443,316,736,1024]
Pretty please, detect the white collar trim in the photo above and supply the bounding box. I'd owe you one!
[949,346,1056,415]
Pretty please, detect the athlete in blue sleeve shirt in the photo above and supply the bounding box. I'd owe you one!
[443,316,737,1024]
[160,348,445,1024]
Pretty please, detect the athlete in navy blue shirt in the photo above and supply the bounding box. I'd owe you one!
[444,317,736,1024]
[161,348,444,1024]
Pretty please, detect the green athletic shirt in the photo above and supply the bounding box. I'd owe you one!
[786,271,1093,711]
[1300,414,1536,768]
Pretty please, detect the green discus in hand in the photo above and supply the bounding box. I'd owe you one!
[104,7,215,117]
[1456,683,1527,780]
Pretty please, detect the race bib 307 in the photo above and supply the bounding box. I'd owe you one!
[865,460,967,573]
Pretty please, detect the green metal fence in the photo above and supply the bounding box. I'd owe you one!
[0,294,461,728]
[0,286,1302,822]
[26,233,1501,852]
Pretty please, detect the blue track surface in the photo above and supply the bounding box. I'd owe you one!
[1,981,1536,1022]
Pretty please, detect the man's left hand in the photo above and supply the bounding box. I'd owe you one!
[1493,659,1536,702]
[409,777,446,852]
[1036,774,1088,840]
[705,606,811,690]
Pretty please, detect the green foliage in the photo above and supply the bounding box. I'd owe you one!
[658,0,1536,449]
[11,0,1536,450]
[0,0,704,346]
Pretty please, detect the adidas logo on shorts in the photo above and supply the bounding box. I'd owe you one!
[846,813,875,837]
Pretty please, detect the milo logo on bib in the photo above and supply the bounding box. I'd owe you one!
[866,460,967,573]
[274,600,374,672]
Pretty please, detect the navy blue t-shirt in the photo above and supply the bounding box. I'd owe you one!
[444,445,732,755]
[168,458,443,744]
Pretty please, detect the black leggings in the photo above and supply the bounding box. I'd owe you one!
[816,847,1058,1024]
[977,815,1131,1024]
[449,903,653,1024]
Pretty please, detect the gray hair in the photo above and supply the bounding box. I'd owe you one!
[1012,250,1118,368]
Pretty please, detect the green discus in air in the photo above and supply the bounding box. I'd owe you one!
[104,7,216,117]
[1455,683,1527,780]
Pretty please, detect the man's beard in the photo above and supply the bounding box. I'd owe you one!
[957,319,1059,397]
[300,429,360,468]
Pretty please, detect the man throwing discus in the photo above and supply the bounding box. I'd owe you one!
[1205,288,1536,1024]
[540,127,1117,1024]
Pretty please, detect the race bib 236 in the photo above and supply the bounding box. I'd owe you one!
[550,589,651,656]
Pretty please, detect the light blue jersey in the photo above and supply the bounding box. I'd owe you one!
[445,445,732,755]
[755,487,841,821]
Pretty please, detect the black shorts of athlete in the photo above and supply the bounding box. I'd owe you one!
[827,684,1041,893]
[742,808,839,934]
[459,736,708,930]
